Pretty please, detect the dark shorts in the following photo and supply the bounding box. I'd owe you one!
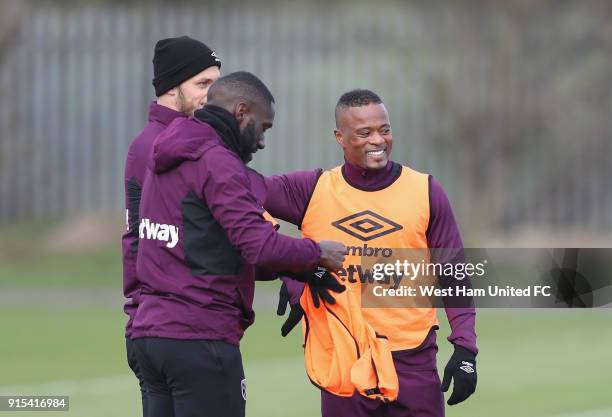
[133,337,246,417]
[321,335,444,417]
[126,337,148,416]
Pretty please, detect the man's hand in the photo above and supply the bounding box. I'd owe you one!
[318,240,348,272]
[441,345,477,405]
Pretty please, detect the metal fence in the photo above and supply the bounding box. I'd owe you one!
[1,1,611,236]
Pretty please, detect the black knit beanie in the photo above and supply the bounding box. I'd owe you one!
[152,36,221,97]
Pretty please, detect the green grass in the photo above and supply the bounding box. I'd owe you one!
[0,304,610,417]
[0,247,121,287]
[0,230,610,417]
[0,221,120,287]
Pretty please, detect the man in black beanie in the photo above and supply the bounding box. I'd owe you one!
[121,36,220,417]
[153,35,222,115]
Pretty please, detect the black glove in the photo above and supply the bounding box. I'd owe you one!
[276,282,304,337]
[285,267,346,308]
[441,345,477,405]
[277,268,346,336]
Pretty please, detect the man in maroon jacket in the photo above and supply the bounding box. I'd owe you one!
[122,36,221,416]
[132,72,347,417]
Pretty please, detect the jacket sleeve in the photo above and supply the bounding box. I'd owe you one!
[261,170,321,296]
[122,144,145,309]
[200,147,321,273]
[262,169,322,226]
[427,176,478,355]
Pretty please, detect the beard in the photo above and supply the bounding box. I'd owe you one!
[239,120,258,163]
[176,87,197,116]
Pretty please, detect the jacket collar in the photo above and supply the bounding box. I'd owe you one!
[148,101,185,127]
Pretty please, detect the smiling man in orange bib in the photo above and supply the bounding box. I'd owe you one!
[266,89,478,417]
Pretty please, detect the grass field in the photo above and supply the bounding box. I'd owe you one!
[0,226,611,417]
[1,304,610,417]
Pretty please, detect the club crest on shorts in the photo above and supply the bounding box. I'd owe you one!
[241,378,247,400]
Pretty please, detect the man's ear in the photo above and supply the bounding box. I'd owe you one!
[166,87,178,97]
[334,128,345,148]
[233,102,248,123]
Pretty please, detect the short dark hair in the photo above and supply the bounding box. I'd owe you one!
[336,89,382,108]
[207,71,275,107]
[335,89,383,126]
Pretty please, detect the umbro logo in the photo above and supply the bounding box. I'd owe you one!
[459,361,475,373]
[331,210,402,242]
